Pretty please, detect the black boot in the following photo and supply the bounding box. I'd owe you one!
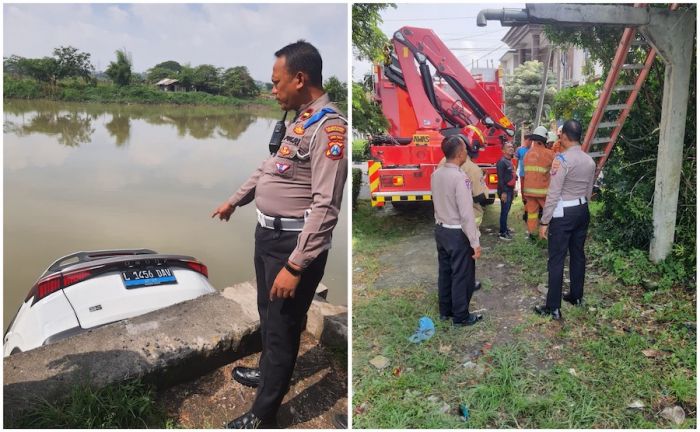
[454,313,483,326]
[225,411,277,429]
[534,305,562,320]
[231,367,261,388]
[563,293,583,306]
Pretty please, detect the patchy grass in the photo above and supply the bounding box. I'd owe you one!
[6,379,176,428]
[352,197,696,428]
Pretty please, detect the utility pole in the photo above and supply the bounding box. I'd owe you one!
[477,3,695,262]
[534,47,553,128]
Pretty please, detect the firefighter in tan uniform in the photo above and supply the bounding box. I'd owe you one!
[522,126,555,238]
[212,41,347,429]
[432,135,483,327]
[535,120,595,321]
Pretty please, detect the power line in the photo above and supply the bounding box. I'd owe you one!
[448,46,507,51]
[477,44,508,60]
[443,28,507,41]
[383,15,477,22]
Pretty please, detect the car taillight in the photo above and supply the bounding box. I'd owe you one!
[186,261,209,278]
[32,265,104,303]
[37,274,61,300]
[392,176,404,186]
[488,174,498,184]
[62,270,93,287]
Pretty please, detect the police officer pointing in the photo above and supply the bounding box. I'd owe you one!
[212,40,347,428]
[432,135,483,326]
[535,120,595,320]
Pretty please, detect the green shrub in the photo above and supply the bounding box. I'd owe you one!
[352,139,370,161]
[3,77,42,98]
[552,82,599,126]
[352,168,362,210]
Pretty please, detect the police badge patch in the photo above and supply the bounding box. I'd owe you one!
[276,162,291,174]
[325,141,344,160]
[293,124,304,135]
[465,178,472,190]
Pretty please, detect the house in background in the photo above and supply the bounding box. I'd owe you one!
[155,78,180,92]
[499,24,603,89]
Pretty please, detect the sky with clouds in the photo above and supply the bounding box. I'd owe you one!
[4,3,348,82]
[353,3,524,80]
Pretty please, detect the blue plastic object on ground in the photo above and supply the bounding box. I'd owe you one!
[408,316,435,343]
[459,403,470,421]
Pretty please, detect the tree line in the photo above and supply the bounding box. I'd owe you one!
[4,46,347,106]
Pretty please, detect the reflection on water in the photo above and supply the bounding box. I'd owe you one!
[4,100,262,147]
[3,100,348,331]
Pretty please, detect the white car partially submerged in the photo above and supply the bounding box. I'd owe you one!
[4,249,216,357]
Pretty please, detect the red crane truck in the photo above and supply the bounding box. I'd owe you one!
[368,26,516,208]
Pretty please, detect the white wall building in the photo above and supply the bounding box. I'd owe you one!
[498,24,603,89]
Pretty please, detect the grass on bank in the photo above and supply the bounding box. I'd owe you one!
[352,198,696,428]
[6,379,176,428]
[4,77,277,107]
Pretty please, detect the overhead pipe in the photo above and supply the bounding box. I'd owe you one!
[476,8,528,27]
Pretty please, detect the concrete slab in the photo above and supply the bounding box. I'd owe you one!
[4,280,348,425]
[4,286,260,424]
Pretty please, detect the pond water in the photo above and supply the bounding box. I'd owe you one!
[3,100,348,331]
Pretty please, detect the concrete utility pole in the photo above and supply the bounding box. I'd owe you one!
[534,47,553,128]
[477,3,695,262]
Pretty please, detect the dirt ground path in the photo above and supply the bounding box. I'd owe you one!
[367,205,562,361]
[157,332,347,429]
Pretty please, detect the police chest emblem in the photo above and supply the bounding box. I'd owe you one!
[326,141,344,160]
[293,124,305,135]
[280,145,291,156]
[276,162,291,174]
[300,108,313,120]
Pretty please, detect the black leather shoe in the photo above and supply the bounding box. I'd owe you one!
[439,314,451,321]
[225,411,276,429]
[534,305,562,320]
[563,293,583,306]
[454,313,483,326]
[332,413,348,429]
[474,280,482,292]
[231,367,260,388]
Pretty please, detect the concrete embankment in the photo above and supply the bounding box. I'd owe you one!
[3,281,347,424]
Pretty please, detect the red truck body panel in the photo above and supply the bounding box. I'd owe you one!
[369,26,515,207]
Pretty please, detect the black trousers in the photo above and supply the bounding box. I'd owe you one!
[251,224,328,420]
[435,225,476,323]
[546,203,589,309]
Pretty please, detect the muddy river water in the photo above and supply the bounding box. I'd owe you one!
[3,100,348,331]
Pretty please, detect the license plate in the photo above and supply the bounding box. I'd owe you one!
[121,267,177,288]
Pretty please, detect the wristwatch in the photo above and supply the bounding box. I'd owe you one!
[284,262,302,277]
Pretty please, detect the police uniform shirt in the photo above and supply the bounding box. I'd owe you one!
[227,93,347,269]
[438,157,488,198]
[541,145,596,224]
[431,163,480,248]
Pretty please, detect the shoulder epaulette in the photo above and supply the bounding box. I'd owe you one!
[304,107,337,129]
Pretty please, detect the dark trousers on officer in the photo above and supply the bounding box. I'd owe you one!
[251,224,328,420]
[546,203,589,309]
[435,225,476,323]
